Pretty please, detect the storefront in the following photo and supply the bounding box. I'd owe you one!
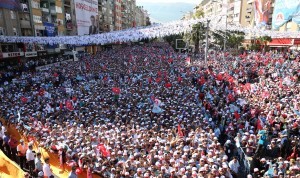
[0,52,24,69]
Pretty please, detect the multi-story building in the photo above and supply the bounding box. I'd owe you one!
[121,0,136,29]
[113,0,122,31]
[135,6,145,27]
[0,0,150,58]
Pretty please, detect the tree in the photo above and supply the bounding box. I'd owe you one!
[212,30,245,51]
[163,33,184,50]
[183,9,205,54]
[258,36,272,54]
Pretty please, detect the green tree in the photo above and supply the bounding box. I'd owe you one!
[258,36,272,54]
[163,33,184,50]
[212,30,245,51]
[183,9,205,54]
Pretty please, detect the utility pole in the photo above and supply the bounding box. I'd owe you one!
[204,19,210,65]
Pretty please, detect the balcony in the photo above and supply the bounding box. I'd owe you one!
[20,20,31,29]
[41,7,49,13]
[50,9,56,14]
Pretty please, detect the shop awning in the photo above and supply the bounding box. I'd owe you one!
[268,38,294,46]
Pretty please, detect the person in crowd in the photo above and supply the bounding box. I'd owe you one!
[26,143,35,175]
[43,157,54,178]
[35,152,43,177]
[17,139,27,170]
[68,166,78,178]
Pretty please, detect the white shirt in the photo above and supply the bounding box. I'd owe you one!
[229,160,240,174]
[43,163,53,177]
[26,149,35,161]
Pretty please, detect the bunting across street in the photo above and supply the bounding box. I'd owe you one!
[0,16,300,45]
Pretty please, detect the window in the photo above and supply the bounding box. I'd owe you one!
[31,0,40,9]
[33,15,42,23]
[10,10,16,19]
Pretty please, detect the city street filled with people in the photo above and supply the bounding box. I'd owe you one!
[0,42,300,178]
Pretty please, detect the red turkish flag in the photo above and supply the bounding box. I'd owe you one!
[38,88,45,96]
[20,96,28,103]
[178,124,183,137]
[155,78,161,83]
[112,87,121,94]
[177,76,182,82]
[257,118,264,131]
[97,143,110,157]
[66,100,74,111]
[217,73,223,81]
[227,93,235,102]
[234,111,240,120]
[165,83,172,88]
[59,102,63,110]
[244,83,251,91]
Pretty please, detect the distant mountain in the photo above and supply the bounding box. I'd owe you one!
[137,2,195,23]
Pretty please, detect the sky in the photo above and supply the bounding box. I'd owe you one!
[136,0,198,23]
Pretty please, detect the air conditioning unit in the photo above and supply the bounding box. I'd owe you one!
[0,27,5,36]
[22,3,28,12]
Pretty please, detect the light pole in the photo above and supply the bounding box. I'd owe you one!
[212,0,228,61]
[204,19,210,65]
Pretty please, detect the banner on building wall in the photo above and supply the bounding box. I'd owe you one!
[254,0,272,28]
[272,0,300,29]
[74,0,98,35]
[43,22,57,48]
[292,10,300,25]
[0,0,21,10]
[43,22,55,37]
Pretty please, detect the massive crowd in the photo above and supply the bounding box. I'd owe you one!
[0,42,299,178]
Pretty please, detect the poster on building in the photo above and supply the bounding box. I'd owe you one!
[292,5,300,25]
[254,0,272,28]
[43,22,57,48]
[74,0,98,35]
[43,22,55,37]
[0,0,21,10]
[272,0,300,29]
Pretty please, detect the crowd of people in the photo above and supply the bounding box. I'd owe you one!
[0,55,71,85]
[0,42,299,178]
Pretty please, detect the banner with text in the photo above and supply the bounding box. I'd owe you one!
[44,22,57,48]
[272,0,300,29]
[74,0,98,35]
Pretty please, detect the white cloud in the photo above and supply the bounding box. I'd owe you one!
[136,0,198,4]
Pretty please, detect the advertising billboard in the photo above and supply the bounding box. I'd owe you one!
[74,0,98,35]
[0,0,21,10]
[254,0,272,28]
[272,0,300,29]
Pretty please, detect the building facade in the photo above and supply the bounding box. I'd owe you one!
[0,0,150,58]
